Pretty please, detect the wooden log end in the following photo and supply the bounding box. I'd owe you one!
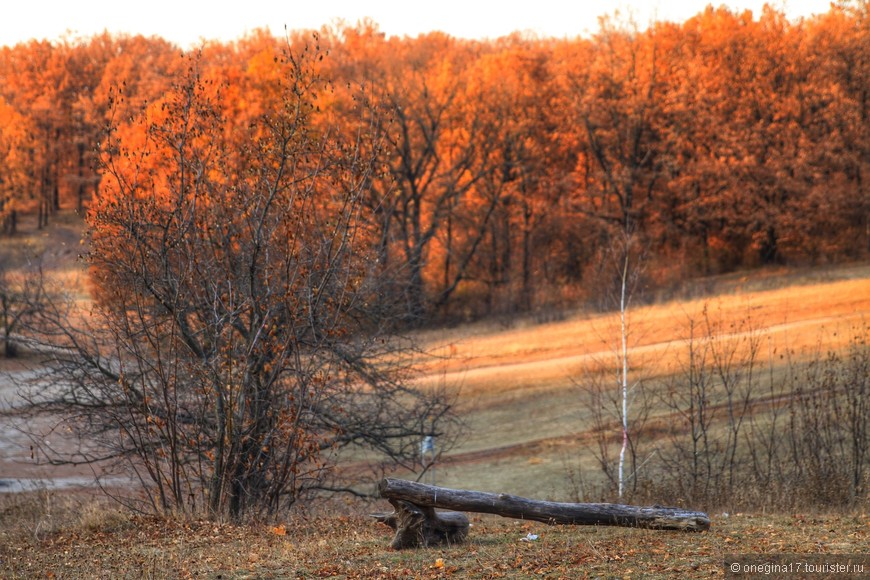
[369,512,398,530]
[374,498,470,550]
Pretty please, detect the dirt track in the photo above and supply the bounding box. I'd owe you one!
[416,275,870,396]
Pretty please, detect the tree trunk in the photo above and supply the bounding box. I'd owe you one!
[376,478,710,548]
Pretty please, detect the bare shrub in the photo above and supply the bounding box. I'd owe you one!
[13,44,461,521]
[575,365,653,500]
[782,325,869,508]
[652,305,761,508]
[626,308,868,512]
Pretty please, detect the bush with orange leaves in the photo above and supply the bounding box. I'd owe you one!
[16,39,460,521]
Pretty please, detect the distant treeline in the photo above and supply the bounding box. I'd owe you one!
[1,3,867,322]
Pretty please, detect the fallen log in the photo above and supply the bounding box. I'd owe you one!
[374,478,710,548]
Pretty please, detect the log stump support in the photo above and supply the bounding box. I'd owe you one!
[371,499,470,550]
[373,478,711,549]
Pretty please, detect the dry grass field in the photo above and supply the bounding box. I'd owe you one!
[410,264,870,499]
[1,212,869,578]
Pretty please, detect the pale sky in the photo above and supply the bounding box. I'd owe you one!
[1,0,836,49]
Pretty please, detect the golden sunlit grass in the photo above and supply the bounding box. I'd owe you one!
[417,271,870,395]
[0,210,91,303]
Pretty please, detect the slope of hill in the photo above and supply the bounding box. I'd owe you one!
[1,211,869,578]
[410,264,870,501]
[2,211,869,505]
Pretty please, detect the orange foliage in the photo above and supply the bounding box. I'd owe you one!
[1,3,868,319]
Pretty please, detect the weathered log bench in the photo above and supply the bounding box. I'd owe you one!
[372,478,711,549]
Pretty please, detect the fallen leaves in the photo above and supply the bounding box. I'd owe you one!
[1,510,867,579]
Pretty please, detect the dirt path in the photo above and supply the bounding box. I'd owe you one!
[416,308,868,396]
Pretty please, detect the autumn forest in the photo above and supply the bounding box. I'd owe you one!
[1,5,868,323]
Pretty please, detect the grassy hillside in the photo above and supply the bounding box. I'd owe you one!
[3,211,869,499]
[405,263,870,502]
[1,212,868,577]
